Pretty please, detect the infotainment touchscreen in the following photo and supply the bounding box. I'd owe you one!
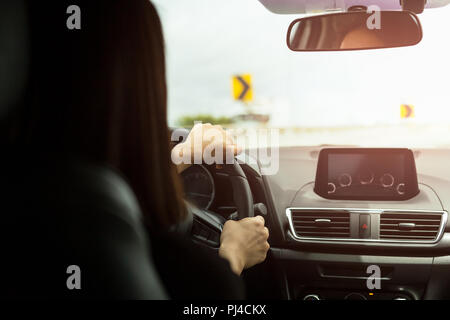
[314,148,419,200]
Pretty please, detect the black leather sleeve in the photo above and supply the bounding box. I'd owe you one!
[1,156,167,299]
[151,231,246,300]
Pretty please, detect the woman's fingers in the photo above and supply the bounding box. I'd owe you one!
[182,123,241,163]
[263,226,269,239]
[219,215,270,274]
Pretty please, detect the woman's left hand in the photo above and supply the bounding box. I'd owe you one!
[171,123,241,172]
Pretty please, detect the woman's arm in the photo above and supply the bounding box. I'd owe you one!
[171,123,270,275]
[151,231,246,299]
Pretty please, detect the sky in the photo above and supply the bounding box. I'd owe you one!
[152,0,450,129]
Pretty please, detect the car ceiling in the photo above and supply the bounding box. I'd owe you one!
[258,0,450,14]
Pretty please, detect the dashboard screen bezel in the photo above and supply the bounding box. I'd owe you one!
[314,148,419,201]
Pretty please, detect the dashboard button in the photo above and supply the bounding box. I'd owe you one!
[359,214,371,238]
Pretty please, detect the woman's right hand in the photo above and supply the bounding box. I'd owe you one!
[218,216,270,275]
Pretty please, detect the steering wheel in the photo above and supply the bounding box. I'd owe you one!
[169,128,254,245]
[220,161,254,220]
[173,161,254,246]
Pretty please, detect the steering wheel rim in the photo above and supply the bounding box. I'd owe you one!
[221,161,254,219]
[173,160,254,238]
[170,128,254,235]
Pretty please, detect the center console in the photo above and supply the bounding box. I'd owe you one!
[276,148,450,300]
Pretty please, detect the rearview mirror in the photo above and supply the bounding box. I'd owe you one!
[287,10,422,51]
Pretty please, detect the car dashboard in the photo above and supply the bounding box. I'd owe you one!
[260,146,450,300]
[184,146,450,300]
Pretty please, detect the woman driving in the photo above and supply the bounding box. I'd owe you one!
[2,0,269,299]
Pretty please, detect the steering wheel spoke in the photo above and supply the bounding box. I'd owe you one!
[189,205,225,248]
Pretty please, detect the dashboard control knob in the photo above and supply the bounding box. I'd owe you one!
[380,173,395,188]
[327,182,336,194]
[303,294,320,301]
[338,173,352,187]
[359,169,374,185]
[396,183,406,195]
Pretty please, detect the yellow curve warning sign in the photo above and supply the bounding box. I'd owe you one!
[232,74,253,102]
[400,104,415,118]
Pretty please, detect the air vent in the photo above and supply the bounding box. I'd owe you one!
[380,212,443,241]
[290,210,350,238]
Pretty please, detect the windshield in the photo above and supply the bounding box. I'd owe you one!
[154,0,450,148]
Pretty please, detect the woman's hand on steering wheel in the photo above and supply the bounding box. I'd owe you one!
[218,215,270,276]
[172,123,241,173]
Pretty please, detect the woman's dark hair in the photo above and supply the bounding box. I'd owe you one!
[3,0,186,229]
